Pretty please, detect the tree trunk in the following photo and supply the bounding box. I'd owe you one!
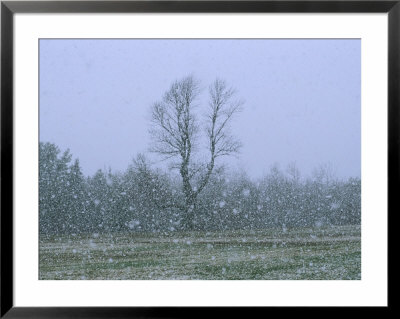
[184,197,196,231]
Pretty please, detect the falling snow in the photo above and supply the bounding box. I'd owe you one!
[39,142,361,280]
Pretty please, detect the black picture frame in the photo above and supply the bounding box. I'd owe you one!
[1,1,395,317]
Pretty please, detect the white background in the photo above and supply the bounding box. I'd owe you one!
[13,13,388,306]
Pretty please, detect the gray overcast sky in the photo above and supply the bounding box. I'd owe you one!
[39,39,360,180]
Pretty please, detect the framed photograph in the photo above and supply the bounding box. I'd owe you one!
[1,0,394,316]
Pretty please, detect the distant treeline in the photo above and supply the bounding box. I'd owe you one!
[39,142,361,235]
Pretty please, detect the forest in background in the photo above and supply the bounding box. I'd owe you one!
[39,141,361,236]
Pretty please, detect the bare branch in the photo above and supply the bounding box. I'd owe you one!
[193,78,243,197]
[148,75,244,229]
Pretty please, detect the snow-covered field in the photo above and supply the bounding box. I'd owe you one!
[39,225,361,280]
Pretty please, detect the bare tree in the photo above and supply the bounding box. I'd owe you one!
[286,161,301,183]
[312,163,337,185]
[149,75,243,229]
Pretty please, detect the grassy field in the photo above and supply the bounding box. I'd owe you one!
[39,225,361,280]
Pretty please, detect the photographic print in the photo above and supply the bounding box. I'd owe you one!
[39,39,361,280]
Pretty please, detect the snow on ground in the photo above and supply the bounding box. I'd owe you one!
[39,225,361,280]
